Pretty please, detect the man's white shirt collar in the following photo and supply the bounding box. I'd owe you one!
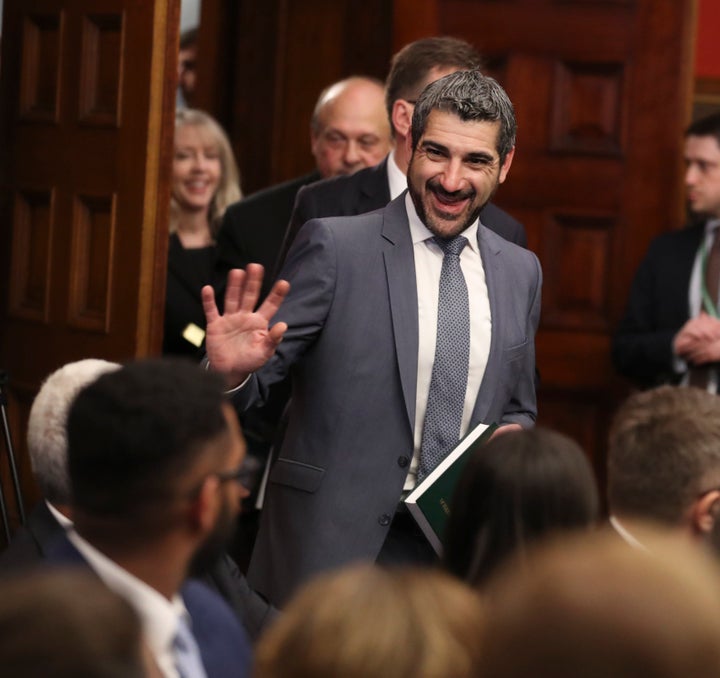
[46,500,73,529]
[387,150,408,200]
[609,515,649,551]
[67,529,189,678]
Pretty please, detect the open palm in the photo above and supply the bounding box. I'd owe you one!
[202,264,290,387]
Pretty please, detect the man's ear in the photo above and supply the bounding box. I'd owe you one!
[498,146,515,184]
[392,99,413,139]
[691,489,720,534]
[188,475,220,535]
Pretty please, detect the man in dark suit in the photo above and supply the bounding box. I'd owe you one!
[0,359,277,642]
[613,112,720,389]
[215,76,391,294]
[276,36,527,273]
[48,360,252,676]
[204,71,541,606]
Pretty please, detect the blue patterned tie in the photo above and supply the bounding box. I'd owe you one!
[418,234,470,482]
[173,616,208,678]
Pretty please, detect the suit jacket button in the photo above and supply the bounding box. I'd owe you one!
[378,514,391,527]
[397,456,409,468]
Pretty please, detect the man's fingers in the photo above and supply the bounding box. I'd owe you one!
[224,269,246,315]
[258,279,291,321]
[268,321,288,345]
[239,263,265,313]
[201,285,219,323]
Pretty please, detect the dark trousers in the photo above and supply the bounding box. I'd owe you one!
[376,508,438,566]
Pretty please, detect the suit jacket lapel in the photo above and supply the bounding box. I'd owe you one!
[471,226,503,424]
[382,196,418,431]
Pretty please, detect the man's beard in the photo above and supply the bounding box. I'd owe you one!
[409,174,497,240]
[188,498,236,577]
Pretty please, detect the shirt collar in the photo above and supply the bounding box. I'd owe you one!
[404,192,479,254]
[46,500,73,529]
[705,218,720,235]
[387,150,408,200]
[67,529,188,659]
[609,515,649,551]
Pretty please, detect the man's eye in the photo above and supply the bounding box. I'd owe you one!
[359,137,379,150]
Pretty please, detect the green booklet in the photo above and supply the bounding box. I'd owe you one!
[404,422,498,555]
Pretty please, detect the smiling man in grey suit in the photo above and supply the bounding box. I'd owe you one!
[203,70,542,607]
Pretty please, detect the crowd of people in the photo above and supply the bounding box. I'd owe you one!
[3,29,720,678]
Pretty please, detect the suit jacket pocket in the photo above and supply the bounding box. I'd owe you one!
[269,458,325,493]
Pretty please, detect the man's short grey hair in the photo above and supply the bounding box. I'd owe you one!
[27,359,120,505]
[411,70,516,163]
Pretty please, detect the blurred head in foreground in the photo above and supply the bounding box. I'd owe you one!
[479,528,720,678]
[0,570,146,677]
[254,564,484,678]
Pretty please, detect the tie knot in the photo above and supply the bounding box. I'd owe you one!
[435,235,468,257]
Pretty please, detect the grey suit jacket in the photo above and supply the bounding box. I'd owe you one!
[241,194,542,606]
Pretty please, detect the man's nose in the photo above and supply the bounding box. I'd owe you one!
[343,140,362,167]
[439,159,465,192]
[685,164,699,186]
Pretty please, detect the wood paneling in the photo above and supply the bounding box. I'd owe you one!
[0,0,180,529]
[199,0,393,194]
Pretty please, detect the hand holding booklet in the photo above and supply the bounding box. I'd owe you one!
[404,421,498,555]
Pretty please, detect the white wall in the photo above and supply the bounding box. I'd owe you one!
[181,0,201,33]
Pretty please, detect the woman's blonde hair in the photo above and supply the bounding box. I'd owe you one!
[254,564,485,678]
[170,108,242,235]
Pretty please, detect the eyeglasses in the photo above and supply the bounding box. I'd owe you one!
[214,464,255,489]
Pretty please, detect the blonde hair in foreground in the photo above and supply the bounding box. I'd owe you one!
[254,564,484,678]
[479,526,720,678]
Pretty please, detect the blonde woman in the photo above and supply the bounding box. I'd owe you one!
[164,108,241,357]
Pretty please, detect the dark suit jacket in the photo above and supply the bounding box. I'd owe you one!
[276,157,528,272]
[242,195,541,606]
[215,172,321,298]
[0,501,60,571]
[0,502,277,641]
[612,223,704,388]
[46,534,253,678]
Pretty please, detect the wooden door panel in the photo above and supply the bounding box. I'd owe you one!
[0,0,179,528]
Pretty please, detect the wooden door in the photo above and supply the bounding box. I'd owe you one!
[392,0,696,485]
[0,0,180,514]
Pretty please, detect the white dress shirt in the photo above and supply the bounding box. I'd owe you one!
[678,218,720,392]
[67,530,197,678]
[387,150,408,200]
[405,193,492,489]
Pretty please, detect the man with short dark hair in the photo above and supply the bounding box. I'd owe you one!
[49,360,252,677]
[0,358,276,642]
[613,112,720,389]
[204,70,541,606]
[607,385,720,544]
[276,36,526,272]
